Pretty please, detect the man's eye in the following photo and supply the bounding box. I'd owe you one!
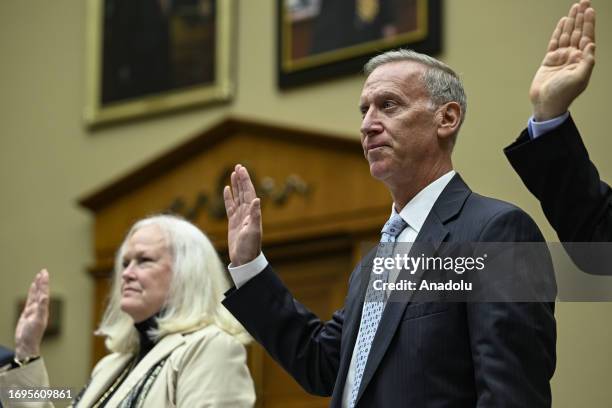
[383,100,396,109]
[138,257,153,264]
[122,260,130,268]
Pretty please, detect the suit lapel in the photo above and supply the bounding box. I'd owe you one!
[330,248,378,407]
[354,174,471,405]
[105,333,185,406]
[77,354,133,408]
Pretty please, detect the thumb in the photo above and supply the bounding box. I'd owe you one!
[575,47,595,88]
[584,42,596,61]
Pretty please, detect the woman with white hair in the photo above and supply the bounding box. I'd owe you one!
[0,215,255,407]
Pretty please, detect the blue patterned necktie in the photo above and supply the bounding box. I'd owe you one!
[349,213,408,408]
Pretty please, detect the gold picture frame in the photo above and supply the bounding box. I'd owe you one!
[84,0,233,126]
[278,0,441,88]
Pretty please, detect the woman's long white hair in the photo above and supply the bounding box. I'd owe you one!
[96,214,249,353]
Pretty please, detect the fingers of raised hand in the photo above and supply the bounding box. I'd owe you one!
[24,270,44,308]
[577,0,591,13]
[230,164,248,206]
[25,280,37,310]
[223,186,235,217]
[20,270,49,324]
[37,270,50,319]
[225,164,260,223]
[238,166,257,203]
[249,198,262,225]
[548,17,565,52]
[579,7,595,51]
[231,166,241,205]
[570,11,584,48]
[37,269,49,292]
[559,4,579,48]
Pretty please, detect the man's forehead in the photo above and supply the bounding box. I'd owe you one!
[365,60,426,84]
[361,61,426,98]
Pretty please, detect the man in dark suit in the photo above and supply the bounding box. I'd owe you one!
[222,49,556,407]
[504,0,611,274]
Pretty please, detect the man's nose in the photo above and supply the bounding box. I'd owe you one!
[360,108,382,137]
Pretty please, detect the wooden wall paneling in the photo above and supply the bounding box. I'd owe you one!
[88,263,113,365]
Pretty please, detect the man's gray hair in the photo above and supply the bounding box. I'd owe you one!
[364,49,467,127]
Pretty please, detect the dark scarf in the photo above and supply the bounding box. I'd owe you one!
[134,315,158,362]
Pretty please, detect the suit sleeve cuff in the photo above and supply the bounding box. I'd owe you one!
[228,252,269,289]
[0,357,50,406]
[528,112,570,139]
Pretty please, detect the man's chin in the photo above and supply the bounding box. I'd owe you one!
[368,162,390,180]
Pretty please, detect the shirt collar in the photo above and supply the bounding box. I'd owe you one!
[391,170,456,234]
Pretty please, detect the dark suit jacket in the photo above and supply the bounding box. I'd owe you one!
[505,115,612,274]
[0,346,13,368]
[223,174,557,407]
[0,345,13,408]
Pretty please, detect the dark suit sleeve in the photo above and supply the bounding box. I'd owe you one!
[504,115,612,243]
[0,346,14,367]
[222,265,342,396]
[468,209,556,407]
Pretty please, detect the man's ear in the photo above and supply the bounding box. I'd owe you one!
[436,101,462,140]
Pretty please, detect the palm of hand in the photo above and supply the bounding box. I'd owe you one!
[224,165,262,266]
[15,304,47,352]
[15,271,49,358]
[529,1,595,120]
[530,47,588,109]
[228,201,258,262]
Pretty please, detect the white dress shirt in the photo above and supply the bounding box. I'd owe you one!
[339,170,455,407]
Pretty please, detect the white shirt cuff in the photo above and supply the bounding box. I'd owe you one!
[527,112,570,139]
[228,252,269,289]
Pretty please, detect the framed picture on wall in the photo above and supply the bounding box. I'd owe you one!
[84,0,234,126]
[278,0,442,88]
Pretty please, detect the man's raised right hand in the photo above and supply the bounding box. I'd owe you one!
[223,164,262,267]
